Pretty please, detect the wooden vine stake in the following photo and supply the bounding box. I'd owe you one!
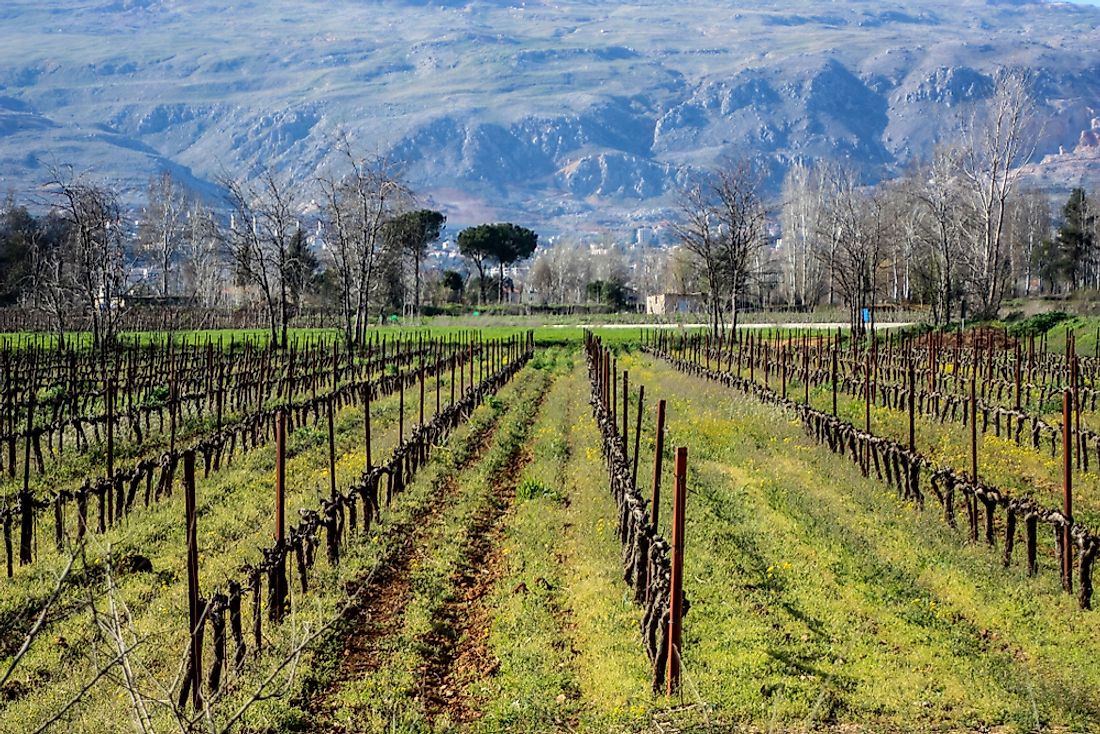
[803,339,809,406]
[622,371,629,457]
[327,396,337,501]
[862,346,871,476]
[364,379,373,472]
[273,409,288,622]
[19,386,35,566]
[1063,388,1074,593]
[831,347,838,416]
[632,385,644,488]
[961,361,977,543]
[183,449,203,710]
[969,368,978,482]
[667,446,688,695]
[907,357,916,452]
[651,400,667,531]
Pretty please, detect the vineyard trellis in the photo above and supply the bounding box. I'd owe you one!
[0,333,491,576]
[644,327,1100,610]
[172,332,533,708]
[583,332,689,694]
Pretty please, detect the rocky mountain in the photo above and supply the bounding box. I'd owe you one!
[1,0,1099,236]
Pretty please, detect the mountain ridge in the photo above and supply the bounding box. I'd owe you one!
[1,0,1099,235]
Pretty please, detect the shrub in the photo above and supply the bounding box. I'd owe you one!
[516,476,562,503]
[141,384,170,409]
[1007,311,1069,337]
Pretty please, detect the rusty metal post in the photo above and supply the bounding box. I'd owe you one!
[183,449,202,710]
[667,446,688,695]
[651,400,667,531]
[274,409,288,621]
[327,396,337,501]
[970,368,978,483]
[399,374,405,443]
[831,346,838,416]
[633,385,644,488]
[1063,388,1074,593]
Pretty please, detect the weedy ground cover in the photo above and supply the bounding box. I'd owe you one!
[0,357,495,733]
[307,351,556,732]
[617,349,1100,732]
[699,351,1100,534]
[7,337,1100,734]
[467,354,653,733]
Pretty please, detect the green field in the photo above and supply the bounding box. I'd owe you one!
[3,330,1100,733]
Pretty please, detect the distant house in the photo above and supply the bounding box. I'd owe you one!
[646,293,705,315]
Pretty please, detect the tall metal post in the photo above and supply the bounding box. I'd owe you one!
[667,447,688,695]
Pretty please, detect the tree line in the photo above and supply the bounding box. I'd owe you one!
[647,69,1100,336]
[3,68,1096,340]
[0,144,538,347]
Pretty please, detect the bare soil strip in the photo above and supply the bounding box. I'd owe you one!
[421,385,552,726]
[303,402,506,730]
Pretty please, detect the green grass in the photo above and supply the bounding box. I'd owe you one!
[618,350,1100,731]
[0,350,510,733]
[320,356,554,732]
[470,352,652,732]
[660,342,1100,534]
[10,337,1100,733]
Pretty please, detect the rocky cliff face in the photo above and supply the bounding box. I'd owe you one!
[0,0,1098,235]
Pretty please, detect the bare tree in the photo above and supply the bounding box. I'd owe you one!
[137,171,190,297]
[22,211,70,338]
[779,160,826,308]
[43,167,128,347]
[222,169,307,348]
[957,70,1037,318]
[662,245,701,296]
[318,140,410,345]
[879,177,921,305]
[714,160,768,335]
[180,201,226,308]
[1006,189,1052,297]
[908,147,968,324]
[672,178,726,335]
[820,166,883,336]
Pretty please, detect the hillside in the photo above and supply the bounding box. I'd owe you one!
[1,0,1099,235]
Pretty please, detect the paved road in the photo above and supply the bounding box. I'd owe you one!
[547,322,916,330]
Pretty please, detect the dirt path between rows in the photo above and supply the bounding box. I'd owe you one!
[303,409,505,732]
[420,384,552,727]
